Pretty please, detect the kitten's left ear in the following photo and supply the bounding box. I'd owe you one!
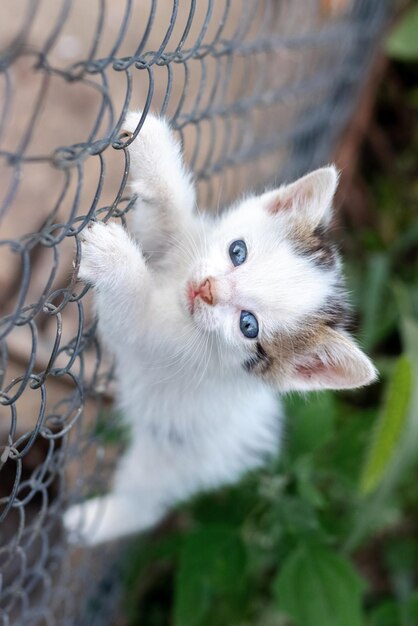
[280,327,377,392]
[262,165,339,228]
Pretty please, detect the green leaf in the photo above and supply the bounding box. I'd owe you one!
[190,481,258,528]
[386,5,418,61]
[286,392,337,458]
[406,592,418,623]
[173,526,247,626]
[393,282,418,324]
[368,593,418,626]
[360,355,412,495]
[360,254,391,350]
[273,542,364,626]
[369,601,401,626]
[294,457,326,508]
[275,495,322,538]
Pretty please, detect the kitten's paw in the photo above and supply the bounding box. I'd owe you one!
[78,221,140,285]
[122,109,172,144]
[64,494,159,545]
[121,110,179,170]
[121,109,195,218]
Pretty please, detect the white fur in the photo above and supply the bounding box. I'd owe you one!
[64,112,376,545]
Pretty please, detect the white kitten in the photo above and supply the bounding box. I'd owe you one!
[64,112,377,545]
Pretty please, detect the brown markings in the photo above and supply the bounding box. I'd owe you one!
[243,327,316,384]
[244,342,271,374]
[320,295,350,331]
[292,223,337,269]
[243,215,346,384]
[243,299,350,385]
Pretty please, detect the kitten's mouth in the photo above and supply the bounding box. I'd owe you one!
[186,283,197,314]
[186,280,210,314]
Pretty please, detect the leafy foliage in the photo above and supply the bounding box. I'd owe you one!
[122,19,418,626]
[360,355,412,495]
[273,542,364,626]
[386,4,418,61]
[174,527,248,626]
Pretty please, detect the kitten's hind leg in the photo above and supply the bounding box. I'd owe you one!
[64,436,196,546]
[64,493,161,546]
[122,111,197,260]
[64,440,177,545]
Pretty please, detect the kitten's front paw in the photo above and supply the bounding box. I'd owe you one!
[122,110,178,169]
[122,109,168,144]
[78,221,138,285]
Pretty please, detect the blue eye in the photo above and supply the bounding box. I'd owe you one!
[240,311,259,339]
[229,239,247,266]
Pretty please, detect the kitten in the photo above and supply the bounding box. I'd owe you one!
[64,112,377,545]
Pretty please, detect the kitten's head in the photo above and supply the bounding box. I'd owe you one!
[185,166,377,392]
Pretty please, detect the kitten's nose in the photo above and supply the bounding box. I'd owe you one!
[198,278,216,306]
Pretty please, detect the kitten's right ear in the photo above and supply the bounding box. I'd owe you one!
[261,166,339,228]
[279,327,378,392]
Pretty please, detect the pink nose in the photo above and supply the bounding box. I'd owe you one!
[196,278,216,306]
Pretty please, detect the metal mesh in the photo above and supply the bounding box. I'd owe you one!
[0,1,388,624]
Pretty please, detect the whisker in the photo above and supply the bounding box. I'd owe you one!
[187,330,209,391]
[149,328,203,387]
[194,332,213,390]
[147,328,198,370]
[166,233,197,265]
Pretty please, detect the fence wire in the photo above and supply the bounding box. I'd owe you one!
[0,1,388,624]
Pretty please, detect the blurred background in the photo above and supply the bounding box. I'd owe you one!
[1,1,418,625]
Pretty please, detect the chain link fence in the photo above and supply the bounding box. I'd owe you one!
[0,1,388,624]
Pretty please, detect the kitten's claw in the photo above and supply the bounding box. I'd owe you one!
[119,129,133,140]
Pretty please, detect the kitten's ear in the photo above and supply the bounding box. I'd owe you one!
[281,327,377,392]
[262,166,339,228]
